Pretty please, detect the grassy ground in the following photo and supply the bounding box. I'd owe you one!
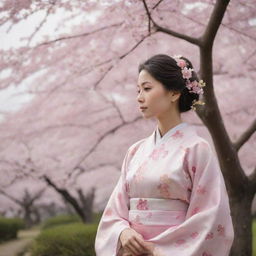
[253,218,256,256]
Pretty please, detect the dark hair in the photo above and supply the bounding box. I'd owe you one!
[138,54,199,113]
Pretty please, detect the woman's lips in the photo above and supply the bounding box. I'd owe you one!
[140,107,147,111]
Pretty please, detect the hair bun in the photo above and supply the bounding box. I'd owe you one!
[179,87,199,112]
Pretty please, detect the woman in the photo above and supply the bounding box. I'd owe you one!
[94,54,234,256]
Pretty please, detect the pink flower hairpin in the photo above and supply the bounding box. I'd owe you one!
[172,55,206,96]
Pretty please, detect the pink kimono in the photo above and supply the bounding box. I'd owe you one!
[94,122,234,256]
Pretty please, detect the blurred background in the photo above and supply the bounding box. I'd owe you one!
[0,1,255,256]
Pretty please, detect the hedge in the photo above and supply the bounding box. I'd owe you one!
[0,217,25,242]
[42,214,82,230]
[30,223,97,256]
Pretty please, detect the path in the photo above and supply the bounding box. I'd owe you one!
[0,229,40,256]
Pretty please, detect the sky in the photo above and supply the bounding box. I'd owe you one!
[0,4,102,122]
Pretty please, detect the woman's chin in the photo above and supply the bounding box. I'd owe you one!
[141,113,153,119]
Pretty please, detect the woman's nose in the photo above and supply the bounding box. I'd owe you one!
[137,92,145,103]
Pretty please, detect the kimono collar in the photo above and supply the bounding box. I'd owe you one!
[154,122,188,146]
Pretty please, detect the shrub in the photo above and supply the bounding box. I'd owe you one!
[30,223,97,256]
[0,217,25,242]
[42,214,81,230]
[92,211,103,224]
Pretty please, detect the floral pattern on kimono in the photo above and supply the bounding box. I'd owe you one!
[94,123,234,256]
[94,139,145,256]
[157,174,172,198]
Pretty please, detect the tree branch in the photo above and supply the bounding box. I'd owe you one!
[197,0,250,196]
[71,163,119,184]
[72,115,142,174]
[248,167,256,193]
[202,0,230,48]
[0,190,22,205]
[142,0,201,46]
[30,188,46,205]
[35,22,124,48]
[43,175,85,221]
[152,0,165,10]
[26,4,54,47]
[233,119,256,151]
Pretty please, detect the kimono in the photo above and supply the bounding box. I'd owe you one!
[94,122,234,256]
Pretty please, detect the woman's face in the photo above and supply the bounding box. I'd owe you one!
[137,70,180,119]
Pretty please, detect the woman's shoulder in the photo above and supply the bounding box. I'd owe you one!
[127,138,146,156]
[183,125,212,152]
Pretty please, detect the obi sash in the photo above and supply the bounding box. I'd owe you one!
[129,197,188,226]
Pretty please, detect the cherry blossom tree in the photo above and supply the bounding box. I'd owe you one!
[43,175,95,223]
[0,187,45,227]
[0,0,255,255]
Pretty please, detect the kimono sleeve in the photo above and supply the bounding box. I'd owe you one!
[94,148,131,256]
[151,141,234,256]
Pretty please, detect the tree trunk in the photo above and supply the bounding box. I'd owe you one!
[24,207,33,228]
[32,207,41,224]
[78,187,95,223]
[229,192,254,256]
[43,175,95,223]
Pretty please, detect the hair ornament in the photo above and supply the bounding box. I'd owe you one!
[172,55,206,96]
[191,100,205,111]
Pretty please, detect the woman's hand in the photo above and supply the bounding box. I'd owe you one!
[119,228,155,255]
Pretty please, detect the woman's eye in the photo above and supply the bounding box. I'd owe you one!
[137,88,151,93]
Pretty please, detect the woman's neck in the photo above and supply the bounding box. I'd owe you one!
[157,113,183,138]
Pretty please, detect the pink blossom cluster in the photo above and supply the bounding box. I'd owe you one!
[172,55,206,95]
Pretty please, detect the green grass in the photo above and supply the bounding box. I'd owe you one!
[253,218,256,256]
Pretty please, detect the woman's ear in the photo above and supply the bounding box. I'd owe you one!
[170,91,181,103]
